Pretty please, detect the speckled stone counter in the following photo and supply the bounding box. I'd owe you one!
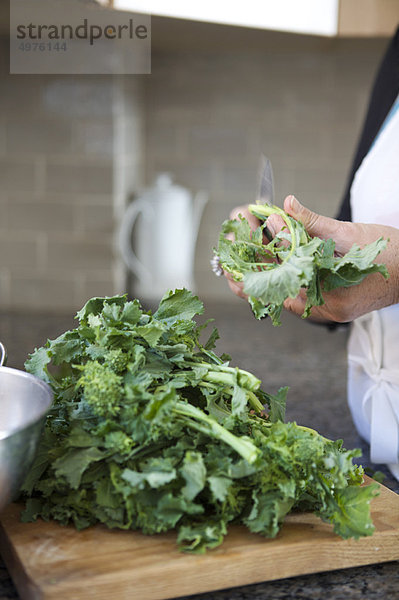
[1,301,398,600]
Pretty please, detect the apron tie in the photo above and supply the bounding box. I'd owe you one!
[348,312,399,465]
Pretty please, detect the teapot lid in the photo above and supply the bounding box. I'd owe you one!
[155,173,174,190]
[143,172,190,202]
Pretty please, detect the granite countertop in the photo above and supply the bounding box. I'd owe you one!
[0,301,398,600]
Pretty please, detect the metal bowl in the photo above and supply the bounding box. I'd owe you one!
[0,345,53,513]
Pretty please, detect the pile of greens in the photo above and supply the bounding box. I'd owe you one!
[215,203,389,325]
[22,290,378,553]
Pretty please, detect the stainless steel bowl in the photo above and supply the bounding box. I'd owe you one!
[0,345,53,513]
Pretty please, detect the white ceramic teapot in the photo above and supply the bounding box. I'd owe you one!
[118,173,208,300]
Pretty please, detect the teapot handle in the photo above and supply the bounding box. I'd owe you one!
[118,199,153,285]
[0,342,7,367]
[192,191,208,244]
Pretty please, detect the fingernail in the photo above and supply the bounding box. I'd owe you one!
[288,195,300,211]
[266,216,277,237]
[264,225,273,241]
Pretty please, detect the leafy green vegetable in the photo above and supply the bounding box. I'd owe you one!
[216,203,389,325]
[22,290,378,552]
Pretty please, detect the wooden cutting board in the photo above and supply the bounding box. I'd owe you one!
[1,477,399,600]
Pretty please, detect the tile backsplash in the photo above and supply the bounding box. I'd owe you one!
[0,38,144,310]
[145,36,387,300]
[0,25,388,311]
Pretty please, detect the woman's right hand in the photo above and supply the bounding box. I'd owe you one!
[224,205,261,300]
[271,196,399,323]
[224,196,399,323]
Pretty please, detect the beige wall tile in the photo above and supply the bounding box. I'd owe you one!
[0,157,36,192]
[187,126,249,158]
[7,199,75,233]
[0,194,7,230]
[0,268,11,306]
[0,236,39,269]
[46,234,114,271]
[146,123,183,159]
[45,160,113,195]
[71,119,114,157]
[10,274,76,310]
[0,75,44,114]
[75,203,114,234]
[6,117,72,154]
[0,36,145,311]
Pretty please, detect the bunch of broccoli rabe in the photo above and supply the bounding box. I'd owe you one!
[22,290,379,553]
[215,202,389,325]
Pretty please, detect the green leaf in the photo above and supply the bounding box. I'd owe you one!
[95,477,121,509]
[203,327,219,351]
[66,426,102,448]
[368,470,386,484]
[136,321,165,347]
[24,346,52,382]
[50,332,85,366]
[181,452,207,501]
[156,493,202,529]
[208,475,231,502]
[154,289,204,324]
[121,300,142,324]
[322,483,380,539]
[266,387,288,423]
[122,467,177,489]
[177,520,227,553]
[248,296,269,320]
[332,238,387,272]
[244,491,295,537]
[20,430,55,494]
[222,215,253,242]
[231,384,247,416]
[20,498,46,523]
[76,295,127,323]
[53,447,105,489]
[243,256,314,307]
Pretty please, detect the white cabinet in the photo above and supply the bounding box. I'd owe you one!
[110,0,398,37]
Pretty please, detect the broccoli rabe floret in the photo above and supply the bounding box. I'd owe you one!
[77,360,122,417]
[104,349,128,373]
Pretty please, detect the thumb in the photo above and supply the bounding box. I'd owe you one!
[283,195,341,241]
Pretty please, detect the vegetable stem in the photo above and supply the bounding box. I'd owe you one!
[248,203,297,261]
[173,402,260,464]
[184,360,261,393]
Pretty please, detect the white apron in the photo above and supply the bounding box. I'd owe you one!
[348,95,399,480]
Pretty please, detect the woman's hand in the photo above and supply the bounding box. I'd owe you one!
[224,205,264,300]
[267,196,399,323]
[224,196,399,323]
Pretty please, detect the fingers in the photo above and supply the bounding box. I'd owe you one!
[265,214,289,249]
[230,205,261,233]
[229,205,247,220]
[283,195,343,241]
[283,290,307,316]
[225,272,248,300]
[265,214,285,238]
